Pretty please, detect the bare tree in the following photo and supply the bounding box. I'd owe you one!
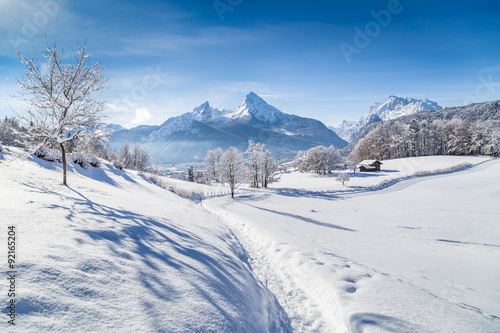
[16,40,107,185]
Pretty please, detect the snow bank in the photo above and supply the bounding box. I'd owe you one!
[0,147,290,332]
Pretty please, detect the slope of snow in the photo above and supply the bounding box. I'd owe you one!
[0,147,290,332]
[204,158,500,332]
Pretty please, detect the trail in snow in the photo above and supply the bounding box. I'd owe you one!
[204,159,500,332]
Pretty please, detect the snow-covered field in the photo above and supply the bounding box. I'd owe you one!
[204,157,500,332]
[271,156,490,192]
[1,147,499,332]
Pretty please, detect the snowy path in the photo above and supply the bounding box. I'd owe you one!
[204,159,500,332]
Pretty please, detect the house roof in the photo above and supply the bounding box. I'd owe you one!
[359,160,383,166]
[359,165,376,170]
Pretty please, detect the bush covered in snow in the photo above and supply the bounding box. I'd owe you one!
[32,145,62,162]
[113,160,124,170]
[0,143,3,153]
[69,153,89,168]
[86,155,101,168]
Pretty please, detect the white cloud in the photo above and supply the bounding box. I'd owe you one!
[131,107,151,125]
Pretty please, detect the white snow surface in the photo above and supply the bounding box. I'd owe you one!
[204,157,500,332]
[271,156,488,192]
[0,147,290,332]
[2,147,499,332]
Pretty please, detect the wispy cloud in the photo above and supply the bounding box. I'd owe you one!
[103,26,260,57]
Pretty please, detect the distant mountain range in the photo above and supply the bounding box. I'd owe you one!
[340,99,500,156]
[331,96,442,142]
[109,92,347,164]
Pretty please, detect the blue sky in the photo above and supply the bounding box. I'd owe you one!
[1,0,499,128]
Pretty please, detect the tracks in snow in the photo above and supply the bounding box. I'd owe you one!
[207,204,333,332]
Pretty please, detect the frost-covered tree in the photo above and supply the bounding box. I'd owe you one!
[16,40,107,185]
[347,161,358,175]
[293,145,343,175]
[119,142,132,168]
[245,140,278,188]
[219,146,244,198]
[336,172,350,186]
[131,144,150,171]
[204,147,223,184]
[0,116,26,147]
[246,139,264,187]
[261,150,279,188]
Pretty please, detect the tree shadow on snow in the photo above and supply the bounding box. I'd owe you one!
[237,200,356,232]
[349,313,429,333]
[268,188,349,201]
[28,184,292,332]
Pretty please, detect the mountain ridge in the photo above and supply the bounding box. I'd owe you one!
[331,96,442,142]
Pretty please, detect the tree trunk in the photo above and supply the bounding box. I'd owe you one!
[60,143,67,185]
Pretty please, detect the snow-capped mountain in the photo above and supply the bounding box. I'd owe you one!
[228,92,294,125]
[369,96,441,120]
[331,96,442,142]
[110,92,347,164]
[178,101,231,123]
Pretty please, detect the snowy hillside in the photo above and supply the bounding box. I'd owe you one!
[332,96,442,142]
[205,157,500,332]
[0,147,290,332]
[1,146,499,332]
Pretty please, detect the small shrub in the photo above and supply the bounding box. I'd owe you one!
[113,160,123,170]
[32,145,62,162]
[87,155,101,168]
[0,144,3,153]
[69,153,88,168]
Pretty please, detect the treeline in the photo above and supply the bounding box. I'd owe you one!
[0,115,152,172]
[349,118,500,162]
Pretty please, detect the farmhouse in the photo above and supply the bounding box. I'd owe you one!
[359,160,383,172]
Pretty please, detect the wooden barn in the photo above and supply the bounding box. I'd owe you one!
[359,160,383,172]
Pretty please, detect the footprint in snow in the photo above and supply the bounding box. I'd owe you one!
[344,286,357,293]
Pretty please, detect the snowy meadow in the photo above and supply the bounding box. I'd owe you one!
[1,144,499,332]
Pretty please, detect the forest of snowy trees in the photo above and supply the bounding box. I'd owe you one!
[349,118,500,162]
